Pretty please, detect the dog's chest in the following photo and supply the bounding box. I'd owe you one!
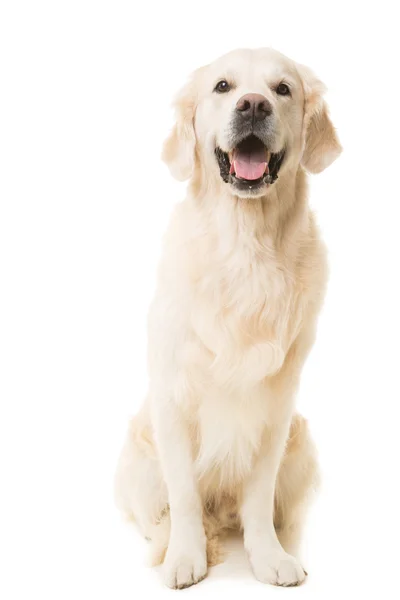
[190,242,296,373]
[180,235,300,484]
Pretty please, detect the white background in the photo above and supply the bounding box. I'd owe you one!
[1,1,400,598]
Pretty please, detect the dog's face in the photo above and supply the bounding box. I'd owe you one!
[163,48,341,198]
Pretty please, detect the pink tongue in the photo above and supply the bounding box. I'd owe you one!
[232,146,268,180]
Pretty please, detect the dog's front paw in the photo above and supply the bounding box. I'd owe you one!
[249,547,306,587]
[162,542,207,589]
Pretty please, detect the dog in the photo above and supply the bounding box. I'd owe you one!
[115,47,341,589]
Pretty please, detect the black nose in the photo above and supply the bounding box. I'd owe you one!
[236,93,272,121]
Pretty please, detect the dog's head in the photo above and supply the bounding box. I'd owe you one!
[163,48,341,198]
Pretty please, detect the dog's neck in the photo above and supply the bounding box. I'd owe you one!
[189,163,309,251]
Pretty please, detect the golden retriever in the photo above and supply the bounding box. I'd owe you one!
[115,47,341,589]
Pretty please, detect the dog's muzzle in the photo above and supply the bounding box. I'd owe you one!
[215,93,285,195]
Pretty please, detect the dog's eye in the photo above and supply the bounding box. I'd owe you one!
[276,83,291,96]
[214,80,231,94]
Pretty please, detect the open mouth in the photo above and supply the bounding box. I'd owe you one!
[215,135,285,193]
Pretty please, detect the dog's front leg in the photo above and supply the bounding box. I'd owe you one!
[152,399,207,589]
[241,421,306,587]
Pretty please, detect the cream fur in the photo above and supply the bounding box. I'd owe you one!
[115,48,341,589]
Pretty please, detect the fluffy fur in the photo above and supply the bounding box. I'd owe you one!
[115,48,341,589]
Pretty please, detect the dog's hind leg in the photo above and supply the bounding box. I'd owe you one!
[114,405,169,562]
[274,414,320,558]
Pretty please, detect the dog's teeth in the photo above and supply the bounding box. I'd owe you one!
[265,152,271,174]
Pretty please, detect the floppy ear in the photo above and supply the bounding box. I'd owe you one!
[162,77,197,181]
[298,65,342,174]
